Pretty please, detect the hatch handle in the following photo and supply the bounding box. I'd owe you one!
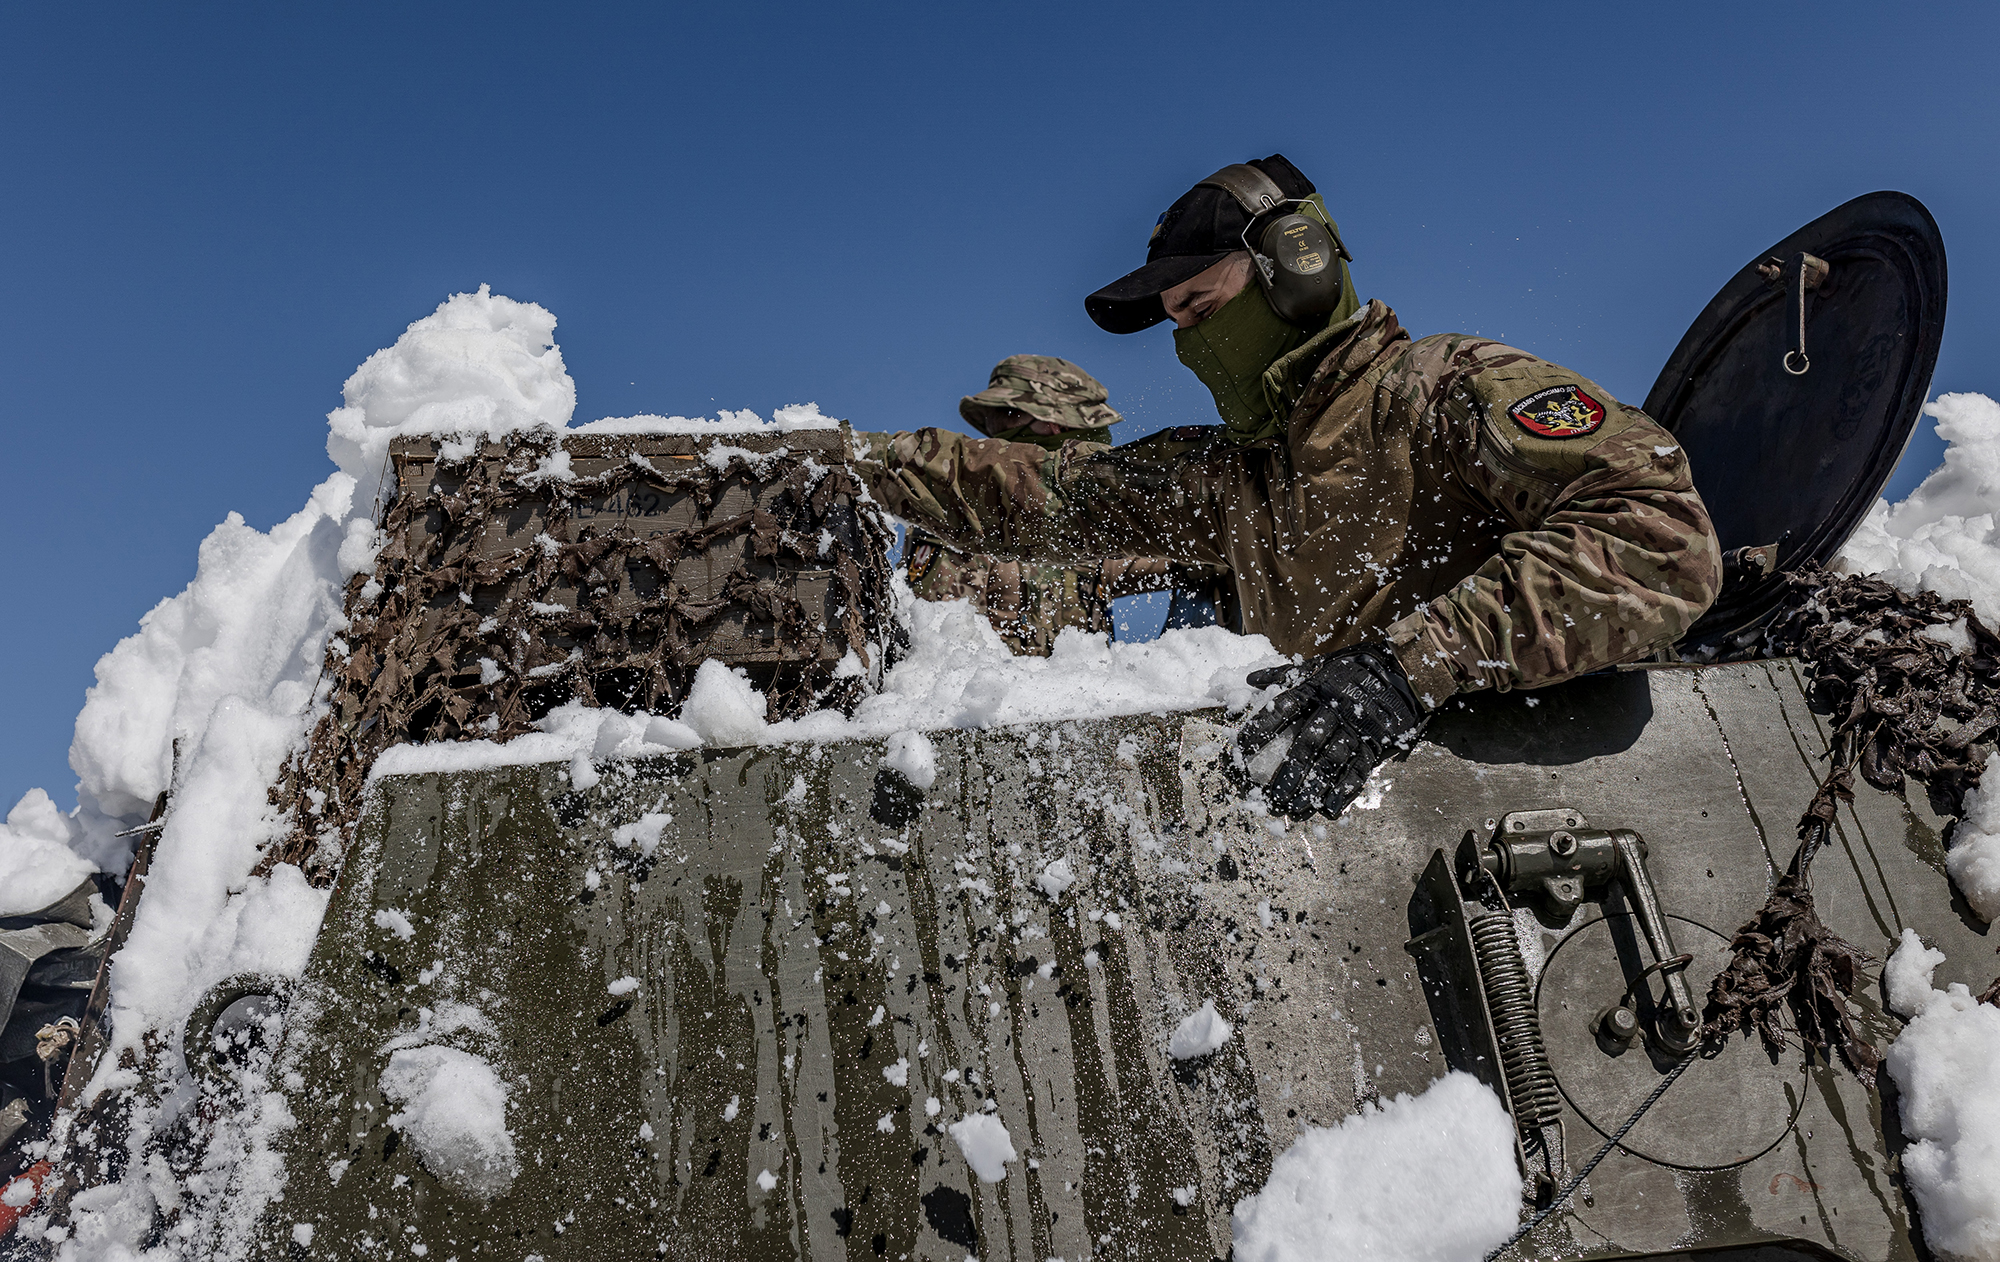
[1610,833,1702,1053]
[1758,251,1830,376]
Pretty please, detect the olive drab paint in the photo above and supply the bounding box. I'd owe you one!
[236,663,1953,1260]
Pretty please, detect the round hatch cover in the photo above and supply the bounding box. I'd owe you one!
[1537,912,1804,1170]
[1645,191,1946,651]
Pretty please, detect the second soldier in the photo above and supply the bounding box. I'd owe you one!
[904,355,1205,655]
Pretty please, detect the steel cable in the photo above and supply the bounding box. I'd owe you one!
[1482,1049,1698,1262]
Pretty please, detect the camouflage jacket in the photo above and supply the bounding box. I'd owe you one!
[858,301,1720,706]
[904,534,1196,656]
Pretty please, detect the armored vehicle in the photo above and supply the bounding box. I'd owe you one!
[19,193,1964,1261]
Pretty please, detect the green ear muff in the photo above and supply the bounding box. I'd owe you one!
[1249,201,1347,323]
[1198,165,1352,325]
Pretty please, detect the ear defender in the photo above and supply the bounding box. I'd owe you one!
[1197,163,1351,325]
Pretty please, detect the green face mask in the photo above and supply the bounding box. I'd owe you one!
[987,424,1112,450]
[1173,281,1320,443]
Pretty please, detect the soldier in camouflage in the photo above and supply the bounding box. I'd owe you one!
[857,155,1720,818]
[904,355,1208,655]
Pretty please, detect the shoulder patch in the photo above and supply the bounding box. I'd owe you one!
[1509,385,1605,439]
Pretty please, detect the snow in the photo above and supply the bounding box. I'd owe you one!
[677,659,771,746]
[1840,393,2000,624]
[0,789,97,916]
[1882,930,2000,1259]
[607,976,640,996]
[327,284,576,512]
[373,907,416,941]
[611,813,673,859]
[947,1113,1017,1182]
[10,288,573,1253]
[2,1175,35,1210]
[571,402,840,436]
[882,730,938,790]
[370,595,1282,783]
[1946,753,2000,923]
[1169,999,1234,1060]
[1231,1071,1519,1262]
[1885,928,1953,1021]
[1034,856,1079,900]
[1834,395,2000,926]
[371,702,700,780]
[41,301,573,1090]
[378,1045,519,1199]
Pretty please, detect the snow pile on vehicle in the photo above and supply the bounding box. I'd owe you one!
[945,1113,1016,1183]
[1942,751,2000,924]
[0,289,575,1255]
[378,1046,519,1199]
[1230,1071,1519,1262]
[571,405,839,436]
[56,289,582,1055]
[1168,999,1233,1060]
[370,595,1279,782]
[1881,929,2000,1260]
[328,282,576,510]
[1841,393,2000,624]
[0,790,98,916]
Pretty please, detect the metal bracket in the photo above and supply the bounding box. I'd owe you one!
[1756,252,1830,376]
[1471,811,1701,1053]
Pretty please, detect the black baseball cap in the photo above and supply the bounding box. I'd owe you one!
[1085,154,1317,335]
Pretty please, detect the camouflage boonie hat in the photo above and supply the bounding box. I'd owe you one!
[959,355,1123,436]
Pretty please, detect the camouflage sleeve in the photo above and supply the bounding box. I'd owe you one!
[852,429,1232,568]
[1383,352,1721,705]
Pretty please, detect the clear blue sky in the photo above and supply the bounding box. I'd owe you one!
[3,2,1995,814]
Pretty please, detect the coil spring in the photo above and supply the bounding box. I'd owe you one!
[1468,909,1562,1130]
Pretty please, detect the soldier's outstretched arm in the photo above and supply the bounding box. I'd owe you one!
[1384,362,1722,706]
[853,429,1230,568]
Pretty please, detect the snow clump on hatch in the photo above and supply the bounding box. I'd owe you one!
[1231,1071,1519,1262]
[1880,930,2000,1259]
[1168,999,1233,1060]
[378,1046,520,1199]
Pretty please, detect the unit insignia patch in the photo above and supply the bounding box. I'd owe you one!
[1509,385,1606,439]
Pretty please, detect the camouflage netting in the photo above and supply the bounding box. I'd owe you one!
[260,427,902,884]
[1766,569,2000,811]
[1704,567,2000,1076]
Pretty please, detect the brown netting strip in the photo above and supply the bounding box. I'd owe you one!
[260,428,902,885]
[1702,566,2000,1079]
[1701,769,1881,1082]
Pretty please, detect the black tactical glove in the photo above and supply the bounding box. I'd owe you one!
[1236,644,1428,820]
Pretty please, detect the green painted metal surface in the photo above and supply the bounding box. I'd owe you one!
[245,661,1978,1260]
